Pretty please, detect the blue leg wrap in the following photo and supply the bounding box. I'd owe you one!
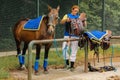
[18,54,23,64]
[34,59,39,71]
[18,54,25,65]
[22,56,25,64]
[43,59,48,70]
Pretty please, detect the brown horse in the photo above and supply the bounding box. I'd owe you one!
[13,5,60,74]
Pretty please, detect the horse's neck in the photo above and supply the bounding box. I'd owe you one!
[40,18,47,33]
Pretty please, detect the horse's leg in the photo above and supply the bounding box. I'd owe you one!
[34,44,41,74]
[16,41,21,56]
[15,39,23,67]
[43,44,51,74]
[19,42,28,70]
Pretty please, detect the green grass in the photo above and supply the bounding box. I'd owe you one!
[0,56,18,79]
[0,68,9,79]
[0,45,120,79]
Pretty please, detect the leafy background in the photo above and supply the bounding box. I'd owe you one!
[0,0,120,51]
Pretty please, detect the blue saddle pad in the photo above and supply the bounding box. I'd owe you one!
[23,16,44,30]
[84,30,107,41]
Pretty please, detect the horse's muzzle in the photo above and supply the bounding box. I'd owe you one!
[47,25,55,35]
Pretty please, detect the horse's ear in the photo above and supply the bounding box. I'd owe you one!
[48,5,52,11]
[56,5,60,11]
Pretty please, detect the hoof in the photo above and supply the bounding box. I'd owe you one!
[34,71,40,75]
[21,65,26,70]
[18,65,26,70]
[43,70,49,74]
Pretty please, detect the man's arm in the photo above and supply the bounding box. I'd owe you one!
[60,14,71,24]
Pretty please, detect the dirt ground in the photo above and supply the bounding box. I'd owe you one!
[10,61,120,80]
[0,50,120,80]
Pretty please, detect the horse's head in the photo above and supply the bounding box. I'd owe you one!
[100,30,112,50]
[46,5,60,35]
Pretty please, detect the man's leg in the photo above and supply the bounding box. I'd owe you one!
[70,39,78,71]
[62,36,70,68]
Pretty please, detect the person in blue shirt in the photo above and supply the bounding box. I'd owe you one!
[60,5,80,71]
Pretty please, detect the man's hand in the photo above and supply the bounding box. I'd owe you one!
[66,18,71,22]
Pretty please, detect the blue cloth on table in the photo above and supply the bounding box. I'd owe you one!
[23,16,44,30]
[84,30,107,41]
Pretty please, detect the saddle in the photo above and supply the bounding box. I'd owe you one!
[70,13,86,36]
[70,19,84,36]
[85,30,112,50]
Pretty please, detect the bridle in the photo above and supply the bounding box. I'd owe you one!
[47,14,59,28]
[45,12,59,35]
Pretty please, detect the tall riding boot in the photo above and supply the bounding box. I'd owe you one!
[66,59,69,65]
[70,61,75,71]
[64,59,69,69]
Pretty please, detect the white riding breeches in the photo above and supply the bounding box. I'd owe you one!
[62,36,79,62]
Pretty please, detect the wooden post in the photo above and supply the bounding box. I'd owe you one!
[84,38,88,72]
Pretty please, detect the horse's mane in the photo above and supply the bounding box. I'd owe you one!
[43,15,49,23]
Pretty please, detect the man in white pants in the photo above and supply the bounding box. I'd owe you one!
[62,36,79,71]
[60,5,80,71]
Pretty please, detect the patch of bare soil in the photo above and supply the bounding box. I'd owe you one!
[9,57,120,80]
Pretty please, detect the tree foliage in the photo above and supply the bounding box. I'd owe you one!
[0,0,120,51]
[79,0,120,35]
